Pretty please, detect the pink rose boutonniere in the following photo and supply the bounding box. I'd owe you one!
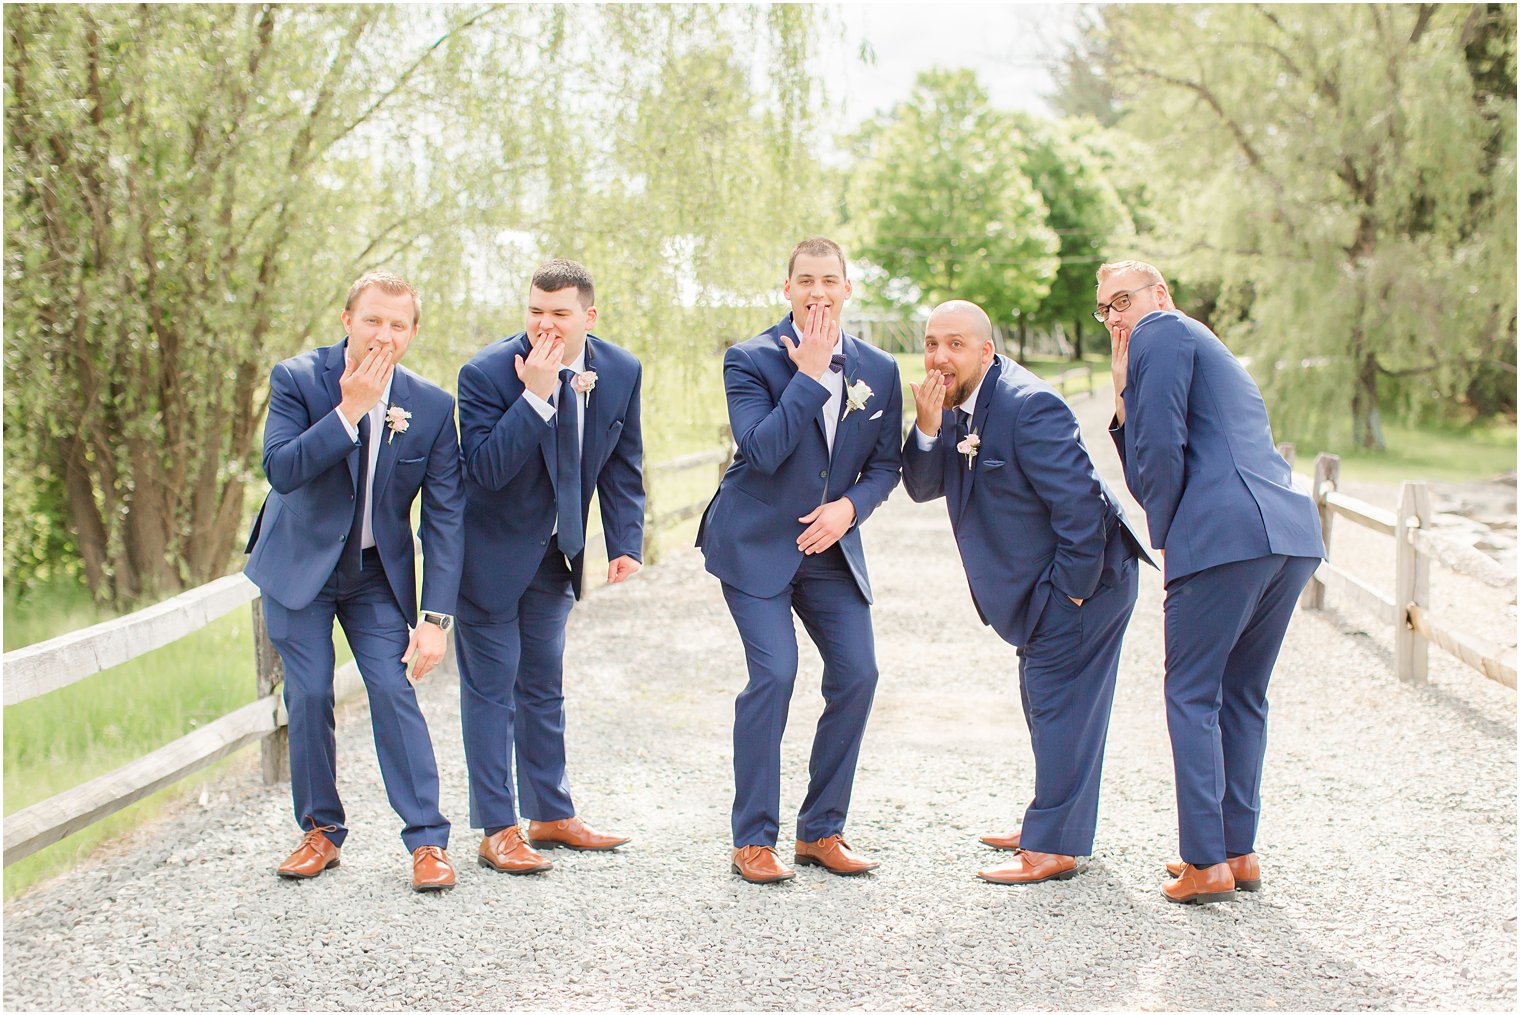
[571,370,597,395]
[956,431,980,469]
[385,405,412,444]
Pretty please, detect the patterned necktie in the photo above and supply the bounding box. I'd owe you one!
[828,353,846,373]
[341,412,371,576]
[555,368,584,559]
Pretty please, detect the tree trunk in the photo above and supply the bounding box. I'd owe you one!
[1070,317,1084,361]
[1351,352,1387,451]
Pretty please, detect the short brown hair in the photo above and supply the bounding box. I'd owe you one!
[1096,259,1166,290]
[531,258,595,307]
[345,271,421,326]
[788,237,848,279]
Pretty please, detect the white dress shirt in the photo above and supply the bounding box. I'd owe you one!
[801,333,846,456]
[335,375,392,550]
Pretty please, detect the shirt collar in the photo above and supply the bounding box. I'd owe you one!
[955,361,992,421]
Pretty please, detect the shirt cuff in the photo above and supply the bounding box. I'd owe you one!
[914,426,939,451]
[335,406,360,443]
[522,389,555,422]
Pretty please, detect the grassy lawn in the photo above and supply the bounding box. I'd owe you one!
[1303,419,1517,485]
[2,578,354,900]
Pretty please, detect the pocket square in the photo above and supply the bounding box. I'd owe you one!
[399,456,427,465]
[868,409,883,420]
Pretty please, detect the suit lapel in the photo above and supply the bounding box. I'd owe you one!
[324,341,359,489]
[372,367,409,501]
[830,333,863,465]
[954,357,1002,522]
[508,332,559,494]
[578,337,602,506]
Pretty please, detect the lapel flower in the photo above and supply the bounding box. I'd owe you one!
[843,378,873,418]
[956,431,981,469]
[384,404,412,444]
[571,370,598,394]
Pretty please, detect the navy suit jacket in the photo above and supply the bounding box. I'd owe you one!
[696,317,903,603]
[456,332,644,620]
[903,356,1149,647]
[244,340,465,625]
[1111,310,1324,580]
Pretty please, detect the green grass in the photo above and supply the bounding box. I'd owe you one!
[1306,419,1517,485]
[892,351,1112,403]
[3,577,354,900]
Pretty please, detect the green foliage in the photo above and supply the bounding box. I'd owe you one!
[844,69,1061,326]
[1094,4,1517,450]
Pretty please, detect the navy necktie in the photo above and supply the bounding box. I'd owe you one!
[954,407,971,437]
[828,353,846,373]
[341,412,370,576]
[555,369,584,559]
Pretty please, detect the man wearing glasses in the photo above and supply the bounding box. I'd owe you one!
[1098,260,1324,905]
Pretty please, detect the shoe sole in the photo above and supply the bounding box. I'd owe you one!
[980,841,1022,852]
[477,856,552,875]
[977,866,1079,885]
[528,839,630,852]
[793,855,879,876]
[1164,889,1236,905]
[730,864,795,884]
[412,881,455,892]
[276,859,339,879]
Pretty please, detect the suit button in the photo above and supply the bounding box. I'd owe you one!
[339,534,347,542]
[820,469,828,479]
[540,539,547,546]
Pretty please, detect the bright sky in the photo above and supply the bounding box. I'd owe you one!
[828,2,1088,130]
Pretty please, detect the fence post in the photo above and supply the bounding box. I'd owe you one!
[718,424,735,479]
[1276,442,1296,469]
[642,467,660,568]
[1302,453,1339,609]
[251,599,289,784]
[1394,481,1431,683]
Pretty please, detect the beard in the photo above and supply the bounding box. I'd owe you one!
[944,376,978,409]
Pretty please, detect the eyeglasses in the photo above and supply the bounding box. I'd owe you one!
[1092,286,1155,324]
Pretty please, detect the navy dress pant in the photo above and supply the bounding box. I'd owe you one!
[1162,553,1320,866]
[263,552,450,852]
[1015,557,1138,857]
[456,540,577,831]
[721,545,879,848]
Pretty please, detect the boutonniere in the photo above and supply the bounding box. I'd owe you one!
[842,378,873,418]
[957,431,981,469]
[384,404,412,444]
[571,370,597,395]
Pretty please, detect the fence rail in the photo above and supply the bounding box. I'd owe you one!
[3,438,736,868]
[1297,451,1516,689]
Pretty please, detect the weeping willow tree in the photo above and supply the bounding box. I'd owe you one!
[1098,4,1516,450]
[3,3,826,605]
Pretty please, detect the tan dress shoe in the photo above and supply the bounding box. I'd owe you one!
[276,826,340,879]
[794,835,879,875]
[527,816,630,851]
[731,845,796,884]
[1166,853,1261,891]
[1163,862,1236,904]
[979,829,1022,851]
[478,826,553,874]
[977,850,1078,884]
[411,845,456,892]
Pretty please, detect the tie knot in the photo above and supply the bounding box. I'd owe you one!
[828,353,846,374]
[955,407,971,429]
[561,367,576,384]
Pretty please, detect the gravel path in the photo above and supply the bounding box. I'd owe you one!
[5,390,1514,1011]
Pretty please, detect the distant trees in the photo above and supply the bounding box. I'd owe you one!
[1094,3,1517,449]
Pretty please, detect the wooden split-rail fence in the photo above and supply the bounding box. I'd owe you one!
[5,433,1512,868]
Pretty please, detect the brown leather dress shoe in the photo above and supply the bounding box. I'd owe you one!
[527,816,630,851]
[411,845,456,892]
[731,845,796,884]
[794,834,880,875]
[1166,854,1261,891]
[979,829,1022,851]
[276,825,340,879]
[1163,862,1236,904]
[977,849,1078,884]
[478,826,553,875]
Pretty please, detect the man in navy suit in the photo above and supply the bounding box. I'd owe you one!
[245,271,463,892]
[902,300,1147,885]
[1100,260,1324,904]
[697,237,903,884]
[456,259,644,875]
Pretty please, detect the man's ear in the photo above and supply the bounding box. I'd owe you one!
[584,305,598,330]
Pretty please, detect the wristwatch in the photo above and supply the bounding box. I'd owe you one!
[421,611,452,631]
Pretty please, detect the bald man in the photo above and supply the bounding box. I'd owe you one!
[902,301,1149,885]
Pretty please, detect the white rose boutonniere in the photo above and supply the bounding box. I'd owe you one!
[843,378,873,418]
[957,431,981,469]
[572,370,598,394]
[385,405,412,444]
